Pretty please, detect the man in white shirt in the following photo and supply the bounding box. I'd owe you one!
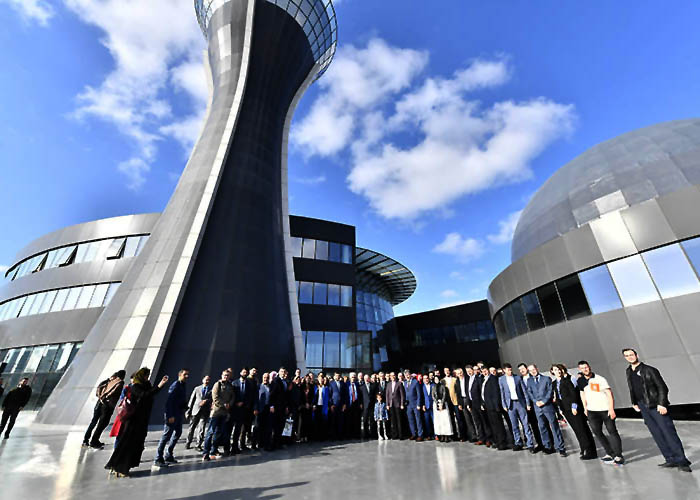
[455,368,476,441]
[518,363,545,451]
[577,360,624,465]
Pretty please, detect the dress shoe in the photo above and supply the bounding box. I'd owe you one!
[559,450,567,457]
[580,453,597,460]
[512,445,523,451]
[485,441,493,448]
[474,440,484,446]
[678,465,692,473]
[658,462,677,468]
[416,437,423,442]
[528,447,538,454]
[543,448,555,455]
[498,445,509,451]
[185,443,191,450]
[409,436,416,440]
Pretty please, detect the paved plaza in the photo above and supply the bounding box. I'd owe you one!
[0,415,699,499]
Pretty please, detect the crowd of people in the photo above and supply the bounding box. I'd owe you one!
[0,347,675,477]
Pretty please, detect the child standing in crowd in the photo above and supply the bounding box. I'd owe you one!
[374,392,388,440]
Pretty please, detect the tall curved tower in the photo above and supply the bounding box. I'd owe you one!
[37,0,337,425]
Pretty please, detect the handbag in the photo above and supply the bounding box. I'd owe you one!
[115,386,136,421]
[282,417,294,437]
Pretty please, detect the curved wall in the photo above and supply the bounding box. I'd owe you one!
[489,183,700,407]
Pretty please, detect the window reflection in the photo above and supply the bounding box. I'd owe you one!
[578,265,622,314]
[510,299,528,335]
[642,243,700,299]
[681,237,700,277]
[302,238,316,259]
[315,240,329,261]
[323,332,340,367]
[607,255,660,307]
[291,236,354,264]
[537,283,565,326]
[313,282,327,305]
[291,237,302,258]
[298,281,313,304]
[555,274,591,320]
[521,292,544,331]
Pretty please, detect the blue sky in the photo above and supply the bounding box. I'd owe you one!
[1,1,700,316]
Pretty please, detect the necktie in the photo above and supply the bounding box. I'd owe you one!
[352,384,356,402]
[242,380,245,394]
[202,386,206,398]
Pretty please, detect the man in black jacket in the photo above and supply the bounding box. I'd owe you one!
[359,373,377,439]
[623,348,691,472]
[0,378,32,439]
[481,367,508,450]
[232,368,256,453]
[467,366,490,445]
[268,368,289,450]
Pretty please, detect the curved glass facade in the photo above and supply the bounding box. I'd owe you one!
[0,282,121,322]
[4,235,148,283]
[494,235,700,340]
[195,0,337,78]
[0,342,82,410]
[356,288,395,370]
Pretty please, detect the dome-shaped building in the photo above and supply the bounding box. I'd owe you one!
[488,119,700,406]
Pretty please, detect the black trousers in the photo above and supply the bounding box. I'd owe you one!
[83,402,102,443]
[486,408,507,447]
[562,407,596,455]
[186,411,209,447]
[460,407,477,440]
[469,405,488,441]
[639,402,690,466]
[588,410,623,458]
[84,402,113,445]
[329,407,344,439]
[346,403,362,438]
[0,409,20,437]
[362,407,376,438]
[389,406,403,439]
[232,408,252,450]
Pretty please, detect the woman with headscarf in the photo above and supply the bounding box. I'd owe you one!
[105,368,169,477]
[432,375,454,442]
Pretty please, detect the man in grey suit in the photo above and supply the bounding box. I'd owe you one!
[186,375,212,450]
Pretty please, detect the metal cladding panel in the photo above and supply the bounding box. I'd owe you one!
[663,292,700,355]
[568,316,607,367]
[657,185,700,240]
[526,328,554,369]
[542,323,575,365]
[508,258,532,302]
[539,237,575,283]
[562,224,604,272]
[645,354,700,406]
[0,309,102,349]
[620,199,676,252]
[624,301,685,359]
[591,308,638,365]
[512,119,700,262]
[522,248,552,292]
[589,211,638,262]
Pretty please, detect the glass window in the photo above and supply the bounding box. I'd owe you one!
[306,331,323,367]
[579,265,622,314]
[537,283,565,326]
[28,292,47,315]
[556,274,591,320]
[521,292,545,331]
[135,235,149,255]
[493,312,506,338]
[323,332,340,367]
[13,347,31,373]
[123,237,140,258]
[34,254,48,273]
[63,287,82,311]
[106,238,125,259]
[607,255,660,307]
[329,242,341,262]
[340,331,355,369]
[681,237,700,277]
[291,237,302,258]
[89,283,110,308]
[313,282,327,305]
[58,245,77,266]
[50,343,73,372]
[340,285,353,307]
[501,304,516,339]
[45,249,61,269]
[298,281,313,304]
[25,345,46,373]
[315,240,329,260]
[341,244,353,264]
[302,238,315,259]
[37,345,58,372]
[74,243,91,264]
[38,290,58,314]
[510,299,529,335]
[643,244,700,299]
[50,288,70,312]
[10,297,26,319]
[104,283,120,305]
[327,284,340,306]
[76,285,96,309]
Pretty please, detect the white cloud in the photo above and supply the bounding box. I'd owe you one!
[118,157,150,191]
[294,175,327,185]
[433,233,485,263]
[64,0,206,189]
[449,271,465,280]
[294,40,575,221]
[2,0,54,26]
[0,265,9,274]
[487,209,523,244]
[440,289,458,298]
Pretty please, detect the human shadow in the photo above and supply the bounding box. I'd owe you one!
[165,481,308,500]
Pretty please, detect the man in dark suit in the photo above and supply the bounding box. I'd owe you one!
[329,372,347,440]
[360,373,377,439]
[268,367,290,450]
[455,368,477,442]
[232,368,256,453]
[405,372,424,441]
[346,372,362,439]
[481,367,508,450]
[385,371,405,439]
[466,366,489,445]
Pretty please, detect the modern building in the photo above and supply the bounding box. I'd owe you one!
[15,0,339,425]
[0,213,418,411]
[488,119,700,407]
